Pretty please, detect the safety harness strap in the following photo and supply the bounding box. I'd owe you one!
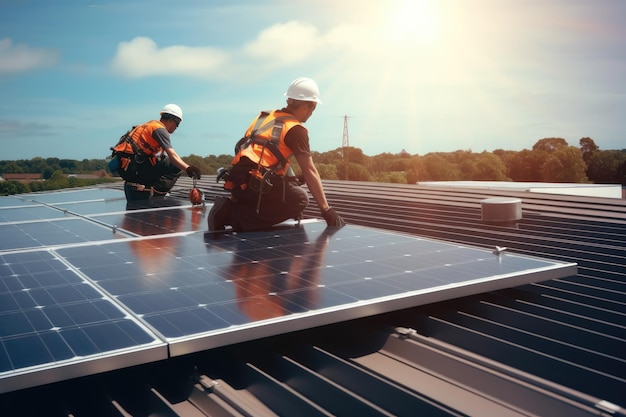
[133,124,159,156]
[238,113,289,171]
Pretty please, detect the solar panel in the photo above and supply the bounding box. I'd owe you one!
[0,197,38,208]
[0,249,166,393]
[0,187,577,393]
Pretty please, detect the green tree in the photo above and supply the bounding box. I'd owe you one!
[1,162,25,174]
[540,146,589,182]
[314,149,343,165]
[315,163,339,180]
[0,180,29,195]
[579,137,599,164]
[28,157,49,174]
[45,157,62,173]
[421,153,461,181]
[471,151,510,181]
[46,170,70,189]
[29,181,47,192]
[374,171,407,183]
[184,154,214,175]
[337,162,372,181]
[533,138,568,152]
[405,155,425,184]
[42,167,55,179]
[586,150,626,183]
[341,146,368,166]
[507,149,546,181]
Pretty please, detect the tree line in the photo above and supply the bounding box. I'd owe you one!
[0,157,107,177]
[186,137,626,185]
[1,137,625,196]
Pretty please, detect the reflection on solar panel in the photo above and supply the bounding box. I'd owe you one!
[0,187,577,394]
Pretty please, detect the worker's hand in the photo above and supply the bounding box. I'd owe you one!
[322,207,346,228]
[186,165,201,179]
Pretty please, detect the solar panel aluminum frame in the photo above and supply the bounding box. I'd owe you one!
[0,188,578,396]
[0,341,167,395]
[165,250,577,356]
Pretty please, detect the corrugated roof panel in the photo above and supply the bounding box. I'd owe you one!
[0,187,576,398]
[0,179,624,416]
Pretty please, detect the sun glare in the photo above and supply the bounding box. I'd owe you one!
[388,0,440,44]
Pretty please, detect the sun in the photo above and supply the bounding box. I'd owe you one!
[388,0,440,44]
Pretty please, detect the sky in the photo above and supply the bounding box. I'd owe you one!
[1,0,625,161]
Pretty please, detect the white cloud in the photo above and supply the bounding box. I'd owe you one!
[110,37,230,78]
[106,15,487,84]
[242,21,321,67]
[110,21,333,80]
[0,38,59,73]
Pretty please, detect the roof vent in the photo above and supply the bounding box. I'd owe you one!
[481,197,522,225]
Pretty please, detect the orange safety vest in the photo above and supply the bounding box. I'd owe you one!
[113,120,165,166]
[231,110,302,177]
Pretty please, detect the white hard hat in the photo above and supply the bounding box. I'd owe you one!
[284,77,322,103]
[160,103,183,122]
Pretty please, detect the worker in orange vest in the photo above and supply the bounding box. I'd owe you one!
[111,104,201,201]
[209,77,345,232]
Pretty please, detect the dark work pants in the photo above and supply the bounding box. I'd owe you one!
[230,177,309,231]
[122,155,181,201]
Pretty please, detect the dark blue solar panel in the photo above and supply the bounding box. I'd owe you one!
[53,221,574,351]
[0,219,117,250]
[53,200,128,216]
[0,205,67,222]
[0,198,37,208]
[95,208,204,235]
[0,248,163,390]
[27,188,124,204]
[0,187,576,393]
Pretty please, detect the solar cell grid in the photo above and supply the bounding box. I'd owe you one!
[0,205,67,222]
[0,198,37,207]
[0,219,119,250]
[52,199,128,216]
[96,206,204,236]
[25,188,123,204]
[0,187,576,394]
[0,244,165,393]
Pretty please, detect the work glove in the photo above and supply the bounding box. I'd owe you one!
[322,207,346,228]
[216,167,230,183]
[186,165,201,179]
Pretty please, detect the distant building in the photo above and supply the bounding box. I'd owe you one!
[0,173,43,183]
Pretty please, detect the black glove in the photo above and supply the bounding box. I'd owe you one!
[186,165,201,179]
[216,167,230,183]
[322,207,346,228]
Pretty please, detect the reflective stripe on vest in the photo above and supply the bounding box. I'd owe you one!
[231,110,301,176]
[113,120,165,165]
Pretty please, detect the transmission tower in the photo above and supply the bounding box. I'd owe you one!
[342,115,351,180]
[342,114,350,149]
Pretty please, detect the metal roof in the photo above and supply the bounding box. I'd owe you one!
[1,178,624,417]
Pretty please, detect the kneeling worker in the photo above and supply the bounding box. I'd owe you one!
[111,104,201,201]
[208,77,345,232]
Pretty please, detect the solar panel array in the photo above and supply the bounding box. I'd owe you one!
[0,187,576,394]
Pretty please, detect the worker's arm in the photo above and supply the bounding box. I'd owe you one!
[295,153,329,211]
[165,148,201,178]
[296,153,345,227]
